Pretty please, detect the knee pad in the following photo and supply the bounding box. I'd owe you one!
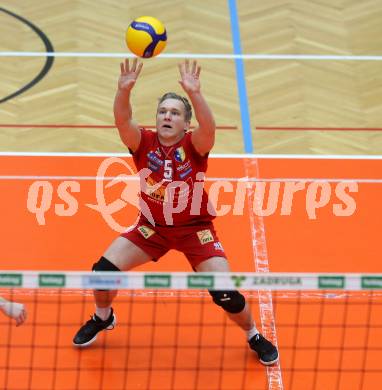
[92,256,120,272]
[208,290,246,314]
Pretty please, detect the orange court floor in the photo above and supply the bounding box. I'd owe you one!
[0,155,381,390]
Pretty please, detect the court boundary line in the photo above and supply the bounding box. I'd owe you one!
[0,123,237,130]
[2,52,382,60]
[256,126,382,131]
[228,0,253,153]
[2,124,382,132]
[0,175,381,183]
[1,152,382,160]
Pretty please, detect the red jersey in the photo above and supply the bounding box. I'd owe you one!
[131,128,214,226]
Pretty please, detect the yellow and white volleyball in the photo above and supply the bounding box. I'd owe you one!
[125,16,167,58]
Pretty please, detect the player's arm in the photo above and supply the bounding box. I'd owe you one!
[178,60,216,156]
[114,58,143,153]
[0,297,27,326]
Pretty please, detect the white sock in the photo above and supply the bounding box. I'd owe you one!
[95,306,111,321]
[247,325,259,341]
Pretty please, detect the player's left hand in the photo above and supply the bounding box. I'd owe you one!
[2,301,27,326]
[178,59,201,94]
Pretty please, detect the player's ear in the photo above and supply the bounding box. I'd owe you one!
[184,121,190,131]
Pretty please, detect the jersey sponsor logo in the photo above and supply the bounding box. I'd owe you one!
[147,151,164,166]
[176,160,191,172]
[138,225,156,239]
[145,177,166,202]
[154,148,162,157]
[148,161,160,172]
[179,167,192,179]
[197,229,214,245]
[174,147,186,162]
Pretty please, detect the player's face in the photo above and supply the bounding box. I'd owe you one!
[156,99,190,142]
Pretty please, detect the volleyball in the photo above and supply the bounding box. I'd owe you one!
[125,16,167,58]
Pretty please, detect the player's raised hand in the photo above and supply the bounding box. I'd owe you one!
[178,59,201,94]
[118,58,143,92]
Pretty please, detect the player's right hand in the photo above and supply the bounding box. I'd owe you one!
[118,58,143,92]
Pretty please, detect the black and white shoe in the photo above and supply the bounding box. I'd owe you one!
[249,333,279,365]
[73,308,116,347]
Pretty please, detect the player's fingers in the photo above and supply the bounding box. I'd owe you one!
[196,65,201,78]
[178,62,185,78]
[191,60,197,75]
[17,310,26,326]
[136,62,143,77]
[184,59,190,73]
[120,62,125,74]
[15,315,22,326]
[131,57,137,72]
[125,58,130,73]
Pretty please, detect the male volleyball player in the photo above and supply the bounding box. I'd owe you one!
[0,297,27,326]
[73,59,278,365]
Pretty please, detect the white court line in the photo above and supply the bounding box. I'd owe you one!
[1,151,382,160]
[1,52,382,60]
[0,175,381,183]
[244,158,283,389]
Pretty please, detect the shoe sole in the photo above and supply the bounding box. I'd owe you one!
[259,356,279,366]
[72,315,116,348]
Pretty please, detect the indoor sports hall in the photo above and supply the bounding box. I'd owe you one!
[1,1,381,389]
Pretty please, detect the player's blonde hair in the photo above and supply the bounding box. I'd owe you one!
[158,92,192,122]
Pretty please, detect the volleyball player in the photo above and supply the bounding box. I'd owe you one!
[73,59,278,366]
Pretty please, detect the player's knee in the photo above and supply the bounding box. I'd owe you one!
[208,290,246,314]
[92,256,120,272]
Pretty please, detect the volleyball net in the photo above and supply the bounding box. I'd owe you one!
[1,271,381,390]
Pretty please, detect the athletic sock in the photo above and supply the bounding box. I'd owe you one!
[95,306,111,321]
[247,325,259,341]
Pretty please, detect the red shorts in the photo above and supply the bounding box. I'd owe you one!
[121,220,227,268]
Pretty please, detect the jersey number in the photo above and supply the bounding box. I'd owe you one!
[164,160,173,180]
